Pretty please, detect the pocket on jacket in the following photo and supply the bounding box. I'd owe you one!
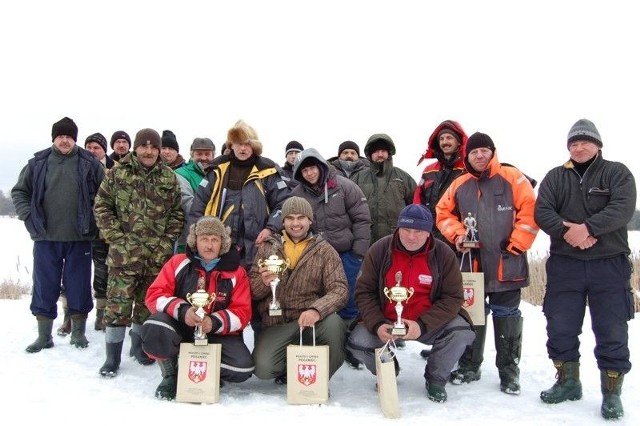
[497,251,528,282]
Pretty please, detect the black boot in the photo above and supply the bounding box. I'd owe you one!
[601,370,624,420]
[70,314,89,348]
[450,324,486,384]
[57,295,71,336]
[540,360,582,404]
[155,357,178,400]
[130,325,155,366]
[494,316,523,395]
[26,316,54,353]
[99,326,125,377]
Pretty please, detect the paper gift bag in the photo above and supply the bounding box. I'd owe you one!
[176,342,221,404]
[375,340,400,418]
[461,252,485,326]
[286,326,329,405]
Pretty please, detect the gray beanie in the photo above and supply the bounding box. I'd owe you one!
[282,196,313,221]
[567,119,602,148]
[186,216,232,255]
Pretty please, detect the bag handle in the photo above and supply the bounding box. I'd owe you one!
[298,325,316,346]
[377,339,397,362]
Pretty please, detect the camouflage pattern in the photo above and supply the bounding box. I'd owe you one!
[94,153,184,326]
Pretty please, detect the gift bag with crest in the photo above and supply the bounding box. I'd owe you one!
[460,251,485,325]
[286,326,329,404]
[375,340,400,418]
[176,342,221,404]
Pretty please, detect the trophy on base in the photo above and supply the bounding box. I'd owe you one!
[462,212,481,249]
[258,254,290,316]
[383,271,415,336]
[186,288,214,346]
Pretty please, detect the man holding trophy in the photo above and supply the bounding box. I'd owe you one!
[347,204,475,403]
[141,216,254,400]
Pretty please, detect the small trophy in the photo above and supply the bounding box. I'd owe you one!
[186,288,214,346]
[462,212,481,249]
[383,271,415,336]
[258,254,290,316]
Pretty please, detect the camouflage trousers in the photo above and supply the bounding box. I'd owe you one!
[104,265,160,327]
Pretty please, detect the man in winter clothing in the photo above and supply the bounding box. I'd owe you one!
[437,132,538,395]
[249,196,349,384]
[347,204,475,403]
[94,128,184,377]
[535,119,636,420]
[161,129,186,170]
[352,134,417,244]
[328,140,370,179]
[109,130,131,163]
[142,216,254,400]
[12,117,104,353]
[281,140,303,182]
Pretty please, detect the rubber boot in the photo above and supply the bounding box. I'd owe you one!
[540,360,582,403]
[450,324,486,384]
[494,316,522,395]
[69,314,89,348]
[99,326,126,377]
[94,298,106,331]
[155,357,178,400]
[600,370,624,420]
[130,323,155,366]
[25,316,54,353]
[56,295,71,336]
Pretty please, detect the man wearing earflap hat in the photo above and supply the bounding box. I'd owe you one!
[12,117,105,353]
[535,119,636,419]
[141,215,254,400]
[436,131,538,396]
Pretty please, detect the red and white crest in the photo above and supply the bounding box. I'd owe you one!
[188,361,208,383]
[297,364,317,386]
[463,287,475,308]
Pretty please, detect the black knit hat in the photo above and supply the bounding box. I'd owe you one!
[338,140,360,156]
[285,141,304,155]
[110,131,131,149]
[85,133,108,153]
[51,117,78,142]
[465,132,495,155]
[133,128,162,151]
[567,119,602,148]
[161,130,179,152]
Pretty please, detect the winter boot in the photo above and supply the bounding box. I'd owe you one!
[494,316,523,395]
[600,370,624,420]
[540,360,582,403]
[450,324,486,384]
[99,326,126,377]
[425,379,447,403]
[56,296,71,336]
[155,357,178,400]
[25,316,54,353]
[130,323,155,366]
[69,314,89,348]
[94,298,106,331]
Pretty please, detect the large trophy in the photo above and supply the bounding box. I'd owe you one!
[258,254,290,316]
[462,212,481,249]
[186,288,214,346]
[383,271,415,336]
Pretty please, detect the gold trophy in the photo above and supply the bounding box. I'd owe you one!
[383,271,415,336]
[186,288,214,346]
[258,254,290,316]
[462,212,481,249]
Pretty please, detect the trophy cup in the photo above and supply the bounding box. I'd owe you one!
[186,288,214,346]
[462,212,481,249]
[383,271,415,336]
[258,254,290,316]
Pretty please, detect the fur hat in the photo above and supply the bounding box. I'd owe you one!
[338,140,360,156]
[567,119,602,148]
[51,117,78,142]
[133,128,162,151]
[226,119,263,156]
[282,196,313,221]
[397,204,433,233]
[110,130,131,149]
[465,132,495,155]
[186,216,232,255]
[85,132,108,153]
[191,137,215,152]
[161,130,179,152]
[285,140,304,155]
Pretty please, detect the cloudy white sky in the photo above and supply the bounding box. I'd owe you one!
[1,0,638,206]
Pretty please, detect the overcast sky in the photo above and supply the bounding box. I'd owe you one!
[1,0,638,207]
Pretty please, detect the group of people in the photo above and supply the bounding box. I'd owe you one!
[11,116,635,420]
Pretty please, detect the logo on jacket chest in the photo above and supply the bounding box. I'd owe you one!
[418,274,432,285]
[497,204,513,212]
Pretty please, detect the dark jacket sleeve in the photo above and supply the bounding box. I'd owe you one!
[355,238,393,334]
[344,180,371,257]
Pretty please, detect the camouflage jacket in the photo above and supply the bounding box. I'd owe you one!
[94,153,184,270]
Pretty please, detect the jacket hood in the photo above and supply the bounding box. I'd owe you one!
[292,147,330,183]
[417,120,468,167]
[364,134,396,159]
